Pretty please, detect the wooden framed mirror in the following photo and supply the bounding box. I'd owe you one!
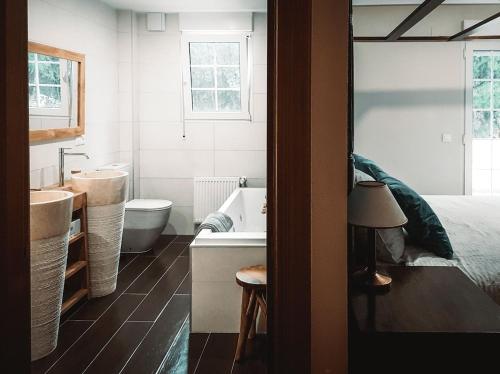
[28,42,85,143]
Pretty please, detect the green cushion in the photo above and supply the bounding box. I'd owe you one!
[354,154,453,259]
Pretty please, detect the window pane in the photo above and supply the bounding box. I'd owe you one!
[29,86,37,107]
[190,43,214,65]
[217,90,241,112]
[38,63,61,85]
[28,63,36,84]
[39,86,61,108]
[473,80,491,109]
[28,52,35,61]
[37,53,59,62]
[215,43,239,65]
[493,56,500,79]
[192,90,215,112]
[494,82,500,109]
[473,111,491,138]
[190,67,215,88]
[473,55,491,79]
[217,67,240,89]
[493,111,500,138]
[472,168,492,195]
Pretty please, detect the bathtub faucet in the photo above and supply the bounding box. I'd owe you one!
[239,176,248,188]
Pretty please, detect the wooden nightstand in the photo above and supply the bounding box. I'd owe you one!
[349,266,500,373]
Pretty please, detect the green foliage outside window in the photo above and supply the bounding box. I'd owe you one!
[473,52,500,139]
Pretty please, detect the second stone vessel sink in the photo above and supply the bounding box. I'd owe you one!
[30,190,74,361]
[71,170,128,206]
[72,170,129,297]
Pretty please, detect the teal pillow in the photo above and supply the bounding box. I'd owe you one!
[354,154,453,259]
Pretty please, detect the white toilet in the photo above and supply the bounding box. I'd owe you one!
[98,163,172,253]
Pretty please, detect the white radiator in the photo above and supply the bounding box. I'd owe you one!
[194,177,240,223]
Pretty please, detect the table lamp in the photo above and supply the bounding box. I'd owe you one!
[348,181,408,290]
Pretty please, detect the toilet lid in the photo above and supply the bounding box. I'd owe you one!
[125,199,172,211]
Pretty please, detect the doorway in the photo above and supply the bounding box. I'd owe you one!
[1,1,350,373]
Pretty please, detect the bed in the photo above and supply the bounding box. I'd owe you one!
[403,195,500,305]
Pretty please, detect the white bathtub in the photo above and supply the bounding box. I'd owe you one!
[190,188,267,333]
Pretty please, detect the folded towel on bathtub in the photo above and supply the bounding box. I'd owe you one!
[196,212,234,235]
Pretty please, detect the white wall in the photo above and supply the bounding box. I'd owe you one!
[29,0,120,189]
[353,5,500,195]
[354,42,466,194]
[118,13,267,234]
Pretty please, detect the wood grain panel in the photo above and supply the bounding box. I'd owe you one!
[0,0,30,371]
[267,0,312,372]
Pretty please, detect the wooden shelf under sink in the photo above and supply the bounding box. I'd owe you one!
[41,185,91,317]
[61,189,90,317]
[69,232,85,245]
[65,260,87,279]
[61,289,89,315]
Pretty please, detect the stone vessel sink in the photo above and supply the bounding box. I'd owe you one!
[30,190,74,361]
[71,170,128,206]
[72,170,129,297]
[31,191,74,240]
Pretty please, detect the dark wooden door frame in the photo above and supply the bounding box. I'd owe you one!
[267,0,312,372]
[268,1,350,372]
[0,0,31,372]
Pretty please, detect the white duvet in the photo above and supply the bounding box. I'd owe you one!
[404,195,500,305]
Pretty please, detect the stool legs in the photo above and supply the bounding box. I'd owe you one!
[248,303,259,340]
[235,288,258,362]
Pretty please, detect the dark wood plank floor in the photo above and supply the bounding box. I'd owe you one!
[30,235,266,374]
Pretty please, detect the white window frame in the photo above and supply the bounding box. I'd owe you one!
[28,53,70,117]
[181,33,251,121]
[464,41,500,195]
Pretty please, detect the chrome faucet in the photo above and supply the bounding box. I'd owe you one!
[59,147,89,186]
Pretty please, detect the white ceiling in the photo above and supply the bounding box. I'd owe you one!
[100,0,267,12]
[99,0,500,12]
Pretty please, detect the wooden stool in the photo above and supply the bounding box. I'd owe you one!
[234,265,267,362]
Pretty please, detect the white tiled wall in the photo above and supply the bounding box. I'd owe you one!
[124,13,268,234]
[28,0,120,188]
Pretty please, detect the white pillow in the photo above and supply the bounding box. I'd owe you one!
[354,169,374,184]
[376,228,406,264]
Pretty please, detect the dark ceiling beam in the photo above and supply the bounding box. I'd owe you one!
[386,0,445,42]
[356,36,448,42]
[449,11,500,41]
[354,35,500,43]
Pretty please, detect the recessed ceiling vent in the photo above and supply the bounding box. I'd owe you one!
[146,13,166,32]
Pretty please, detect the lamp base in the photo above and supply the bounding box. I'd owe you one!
[366,271,392,288]
[353,268,392,291]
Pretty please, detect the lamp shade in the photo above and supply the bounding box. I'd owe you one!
[348,181,407,229]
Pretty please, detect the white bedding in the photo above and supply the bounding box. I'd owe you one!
[404,195,500,305]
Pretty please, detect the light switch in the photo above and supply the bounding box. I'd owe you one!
[442,133,452,143]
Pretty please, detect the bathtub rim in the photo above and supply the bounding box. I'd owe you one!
[217,187,266,214]
[191,229,266,247]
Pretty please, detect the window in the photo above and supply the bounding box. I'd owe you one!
[471,50,500,194]
[28,52,70,116]
[182,34,250,120]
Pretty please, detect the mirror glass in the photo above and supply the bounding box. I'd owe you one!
[28,52,79,130]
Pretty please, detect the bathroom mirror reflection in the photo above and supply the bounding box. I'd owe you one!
[28,42,85,143]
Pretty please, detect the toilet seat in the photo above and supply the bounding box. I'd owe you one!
[125,199,172,211]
